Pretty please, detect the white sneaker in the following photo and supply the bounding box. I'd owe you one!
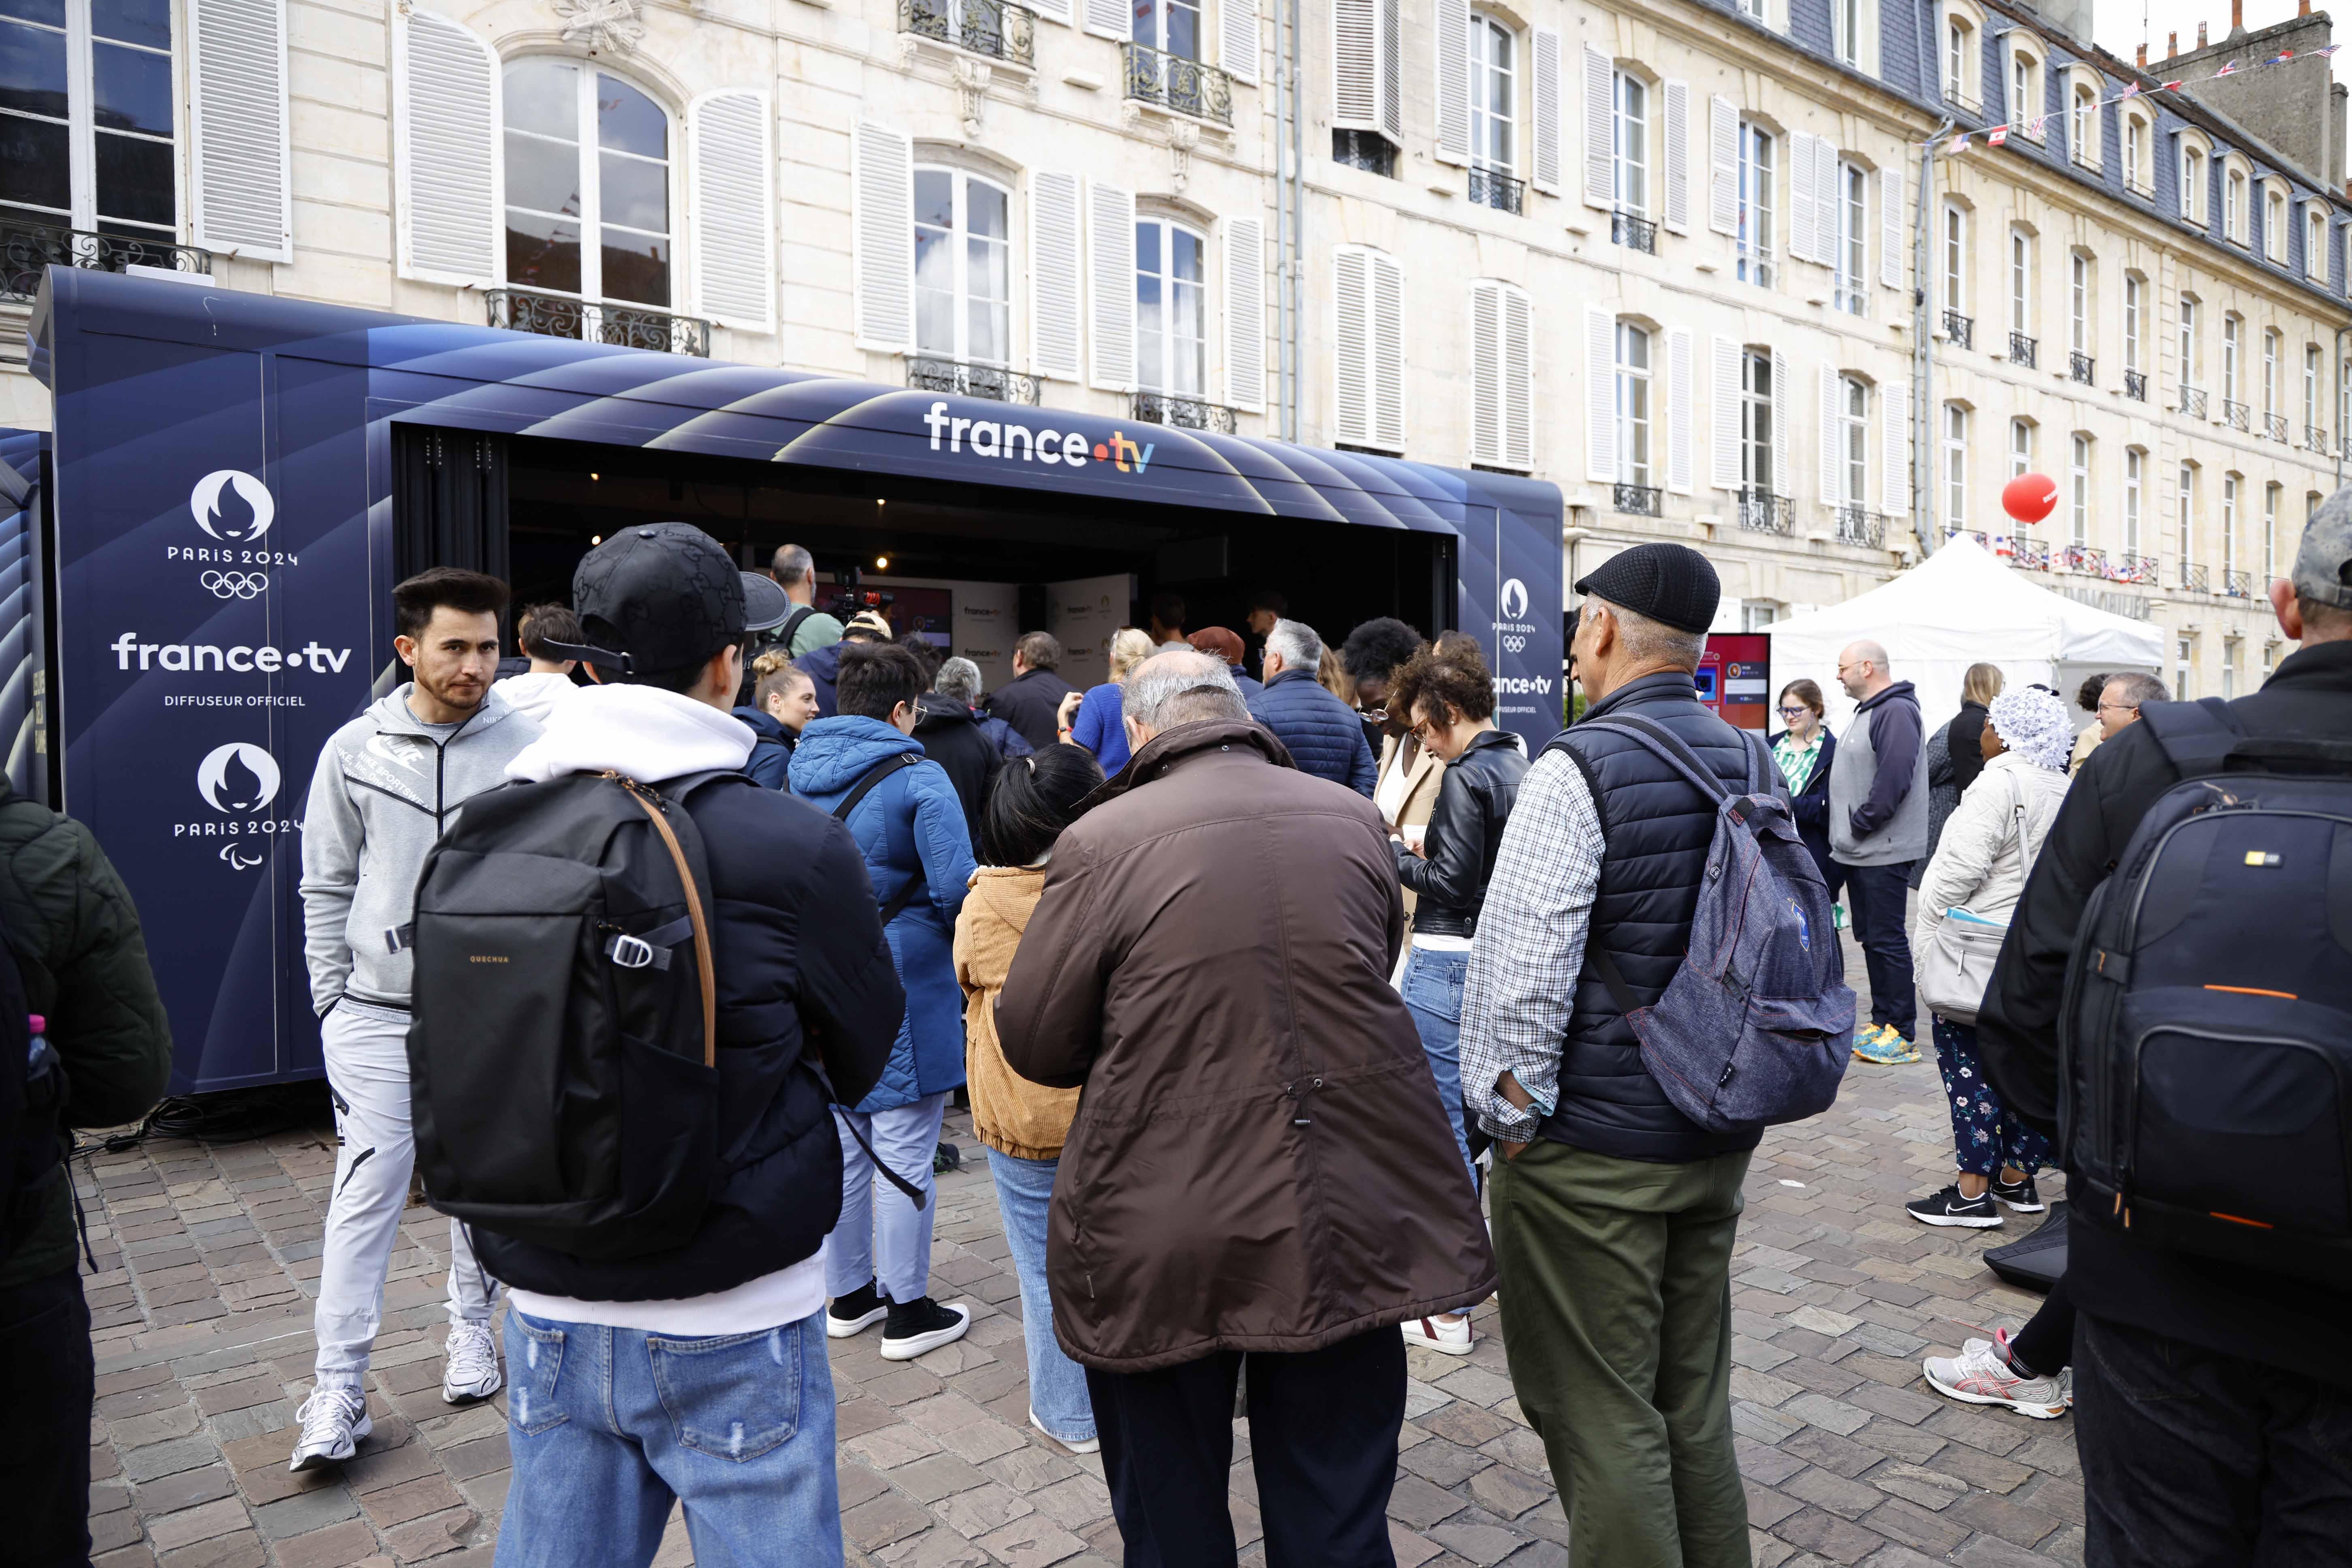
[442,1320,503,1403]
[1029,1407,1101,1455]
[1922,1334,2066,1420]
[2060,1366,2074,1409]
[288,1385,373,1471]
[1399,1314,1475,1356]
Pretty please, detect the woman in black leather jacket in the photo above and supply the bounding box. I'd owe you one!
[1388,643,1527,1356]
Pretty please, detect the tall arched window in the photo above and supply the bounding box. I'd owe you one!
[1135,216,1207,398]
[502,60,673,307]
[1614,321,1651,487]
[2123,447,2143,554]
[914,167,1011,368]
[1468,15,1515,179]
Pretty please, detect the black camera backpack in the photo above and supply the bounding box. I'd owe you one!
[2058,698,2352,1287]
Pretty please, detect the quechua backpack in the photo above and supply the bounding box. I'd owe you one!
[407,770,724,1261]
[1565,715,1856,1133]
[2058,699,2352,1287]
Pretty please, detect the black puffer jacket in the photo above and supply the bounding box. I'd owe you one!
[1394,729,1528,939]
[1544,674,1778,1164]
[914,692,1032,844]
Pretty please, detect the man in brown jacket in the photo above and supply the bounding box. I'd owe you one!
[997,650,1494,1566]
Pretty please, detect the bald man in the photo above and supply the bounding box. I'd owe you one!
[1828,640,1929,1063]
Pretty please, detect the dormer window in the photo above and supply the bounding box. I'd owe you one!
[2225,165,2247,245]
[2009,46,2039,130]
[1946,15,1976,104]
[2307,203,2329,280]
[2071,81,2097,164]
[2265,181,2288,261]
[2177,134,2209,224]
[2123,110,2152,195]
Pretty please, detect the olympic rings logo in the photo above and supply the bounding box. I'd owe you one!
[201,571,269,600]
[1503,634,1527,653]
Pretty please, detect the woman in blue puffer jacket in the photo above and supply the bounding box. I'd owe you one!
[788,643,980,1360]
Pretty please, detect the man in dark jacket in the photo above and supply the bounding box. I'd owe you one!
[1458,545,1775,1568]
[982,632,1078,750]
[0,790,171,1566]
[1976,498,2352,1566]
[1828,640,1929,1062]
[915,658,1033,844]
[997,650,1493,1567]
[486,524,903,1566]
[1247,618,1376,795]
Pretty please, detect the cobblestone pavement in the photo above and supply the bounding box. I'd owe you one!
[76,1012,2078,1568]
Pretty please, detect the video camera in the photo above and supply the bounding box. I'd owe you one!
[822,565,894,622]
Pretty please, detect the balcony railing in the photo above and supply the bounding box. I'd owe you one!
[1614,482,1662,517]
[1942,310,1973,349]
[1612,211,1657,254]
[2059,543,2108,576]
[1122,42,1233,125]
[900,0,1036,64]
[2222,569,2256,598]
[2012,534,2053,572]
[907,356,1040,403]
[2309,424,2332,454]
[2111,551,2160,584]
[2124,369,2147,402]
[484,288,711,356]
[1737,249,1775,289]
[1834,505,1883,547]
[2008,332,2037,368]
[2179,386,2207,419]
[2342,432,2352,462]
[2266,412,2290,442]
[2180,561,2211,594]
[1834,281,1868,317]
[1947,528,1990,549]
[2070,350,2096,386]
[1133,391,1236,433]
[1736,489,1793,535]
[2221,399,2250,431]
[1332,130,1397,177]
[1469,167,1525,215]
[2,218,213,304]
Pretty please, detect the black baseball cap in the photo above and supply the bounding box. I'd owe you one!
[549,522,744,679]
[1573,543,1720,635]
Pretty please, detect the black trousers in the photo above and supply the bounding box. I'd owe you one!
[0,1267,94,1568]
[1085,1326,1406,1568]
[1841,860,1917,1037]
[2076,1312,2352,1568]
[2007,1276,2075,1378]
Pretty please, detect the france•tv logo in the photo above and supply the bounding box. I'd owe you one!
[922,402,1155,473]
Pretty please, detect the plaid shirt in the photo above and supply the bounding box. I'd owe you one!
[1458,749,1606,1143]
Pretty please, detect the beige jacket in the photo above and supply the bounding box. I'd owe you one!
[1376,732,1444,918]
[955,865,1081,1161]
[1909,752,2073,964]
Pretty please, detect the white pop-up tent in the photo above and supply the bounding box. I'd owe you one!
[1768,534,2166,736]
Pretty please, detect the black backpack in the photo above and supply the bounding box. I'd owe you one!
[2058,698,2352,1288]
[407,770,725,1261]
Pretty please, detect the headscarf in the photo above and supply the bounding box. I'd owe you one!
[1986,685,2073,773]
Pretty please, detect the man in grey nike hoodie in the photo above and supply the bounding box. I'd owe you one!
[291,569,542,1472]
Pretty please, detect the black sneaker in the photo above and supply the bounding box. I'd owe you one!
[826,1281,888,1339]
[1906,1185,2004,1229]
[1990,1173,2044,1212]
[879,1297,972,1361]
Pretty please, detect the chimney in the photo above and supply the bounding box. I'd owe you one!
[2231,0,2243,30]
[2197,20,2207,46]
[2168,29,2178,56]
[2301,0,2312,14]
[2137,40,2148,64]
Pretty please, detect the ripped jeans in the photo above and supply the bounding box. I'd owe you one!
[493,1308,841,1568]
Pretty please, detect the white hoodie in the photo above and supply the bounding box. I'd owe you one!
[494,670,580,727]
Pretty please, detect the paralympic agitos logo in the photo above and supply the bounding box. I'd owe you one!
[922,401,1155,473]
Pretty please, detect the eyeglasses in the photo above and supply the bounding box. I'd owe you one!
[2096,700,2141,714]
[1777,705,1811,718]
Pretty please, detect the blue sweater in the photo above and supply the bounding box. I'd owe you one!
[1068,682,1131,774]
[1247,670,1376,796]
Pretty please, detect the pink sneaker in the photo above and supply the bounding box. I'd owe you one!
[1922,1330,2066,1419]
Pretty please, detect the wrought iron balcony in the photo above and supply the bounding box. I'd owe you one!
[2222,399,2250,431]
[2179,561,2211,594]
[2222,569,2256,598]
[1941,310,1973,349]
[2012,534,2053,572]
[1613,482,1662,517]
[2266,412,2290,441]
[907,356,1040,403]
[1947,528,1990,549]
[1332,130,1397,177]
[2,218,213,304]
[1834,505,1883,547]
[2342,431,2352,461]
[2111,551,2159,584]
[484,288,710,356]
[2070,351,2096,386]
[1736,489,1793,535]
[900,0,1036,65]
[2008,332,2037,368]
[2124,369,2147,402]
[2179,386,2207,419]
[1133,391,1236,433]
[2060,543,2108,576]
[1123,42,1233,125]
[1468,167,1525,215]
[1612,211,1657,254]
[2309,424,2332,454]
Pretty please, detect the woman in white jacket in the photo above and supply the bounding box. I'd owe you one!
[1903,685,2077,1230]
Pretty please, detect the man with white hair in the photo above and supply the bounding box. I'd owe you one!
[1829,638,1929,1064]
[1246,618,1376,795]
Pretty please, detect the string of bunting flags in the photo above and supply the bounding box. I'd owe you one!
[1928,43,2340,149]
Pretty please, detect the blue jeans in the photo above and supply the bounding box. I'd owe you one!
[492,1308,841,1568]
[1401,944,1478,1192]
[827,1092,949,1303]
[984,1148,1097,1445]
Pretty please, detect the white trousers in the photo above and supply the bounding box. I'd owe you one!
[312,1004,496,1389]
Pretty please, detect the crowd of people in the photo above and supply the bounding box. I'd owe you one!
[6,501,2350,1568]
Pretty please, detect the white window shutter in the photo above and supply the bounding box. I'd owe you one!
[1667,328,1694,493]
[1788,132,1817,271]
[1223,217,1265,412]
[1770,349,1789,499]
[688,92,774,332]
[1026,0,1070,23]
[1029,171,1084,382]
[1586,307,1615,483]
[1084,0,1127,40]
[1583,44,1613,211]
[1222,0,1259,84]
[190,0,290,260]
[1087,183,1138,391]
[1662,80,1691,235]
[1711,336,1741,491]
[1531,30,1562,195]
[1334,247,1371,445]
[1370,250,1405,448]
[1881,377,1909,516]
[1818,364,1841,506]
[1502,284,1533,469]
[394,9,498,286]
[1379,0,1402,143]
[1469,281,1500,465]
[1879,166,1902,288]
[1815,140,1840,264]
[1435,0,1470,166]
[1708,94,1738,236]
[852,122,915,352]
[1333,0,1380,134]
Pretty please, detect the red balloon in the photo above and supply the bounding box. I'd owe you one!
[2002,472,2058,525]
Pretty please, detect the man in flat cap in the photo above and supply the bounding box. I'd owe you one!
[1459,543,1779,1568]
